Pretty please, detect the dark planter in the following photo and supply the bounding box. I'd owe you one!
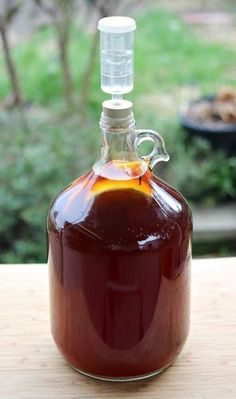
[180,96,236,155]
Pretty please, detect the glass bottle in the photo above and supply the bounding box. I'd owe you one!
[47,99,192,381]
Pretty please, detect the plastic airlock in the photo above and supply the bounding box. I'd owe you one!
[98,16,136,99]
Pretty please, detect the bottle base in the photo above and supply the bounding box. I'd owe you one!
[70,363,171,382]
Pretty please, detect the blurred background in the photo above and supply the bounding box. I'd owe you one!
[0,0,236,263]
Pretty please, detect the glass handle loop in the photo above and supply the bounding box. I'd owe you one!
[134,129,170,170]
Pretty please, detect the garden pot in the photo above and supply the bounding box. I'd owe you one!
[180,96,236,155]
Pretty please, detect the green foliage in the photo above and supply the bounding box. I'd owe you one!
[0,9,236,262]
[0,112,99,263]
[1,10,236,106]
[167,137,236,206]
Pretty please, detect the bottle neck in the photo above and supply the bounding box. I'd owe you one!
[93,108,147,178]
[92,99,170,178]
[102,128,138,161]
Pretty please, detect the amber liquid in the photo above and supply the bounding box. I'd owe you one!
[47,161,192,379]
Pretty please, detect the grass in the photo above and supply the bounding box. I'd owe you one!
[1,10,236,109]
[1,8,236,262]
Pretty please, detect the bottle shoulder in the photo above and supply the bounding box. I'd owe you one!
[47,168,192,252]
[150,175,192,219]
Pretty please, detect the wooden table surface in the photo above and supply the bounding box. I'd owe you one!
[0,258,236,399]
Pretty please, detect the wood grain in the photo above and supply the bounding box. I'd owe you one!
[0,258,236,398]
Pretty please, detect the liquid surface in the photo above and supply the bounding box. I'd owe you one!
[47,161,192,378]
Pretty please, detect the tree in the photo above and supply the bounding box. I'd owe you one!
[34,0,76,111]
[0,0,24,108]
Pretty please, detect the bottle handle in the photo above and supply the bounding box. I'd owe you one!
[134,129,170,170]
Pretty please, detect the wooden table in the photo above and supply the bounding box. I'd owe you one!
[0,258,235,398]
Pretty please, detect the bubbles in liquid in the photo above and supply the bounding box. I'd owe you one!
[101,50,133,95]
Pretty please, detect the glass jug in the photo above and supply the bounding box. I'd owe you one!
[47,100,192,381]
